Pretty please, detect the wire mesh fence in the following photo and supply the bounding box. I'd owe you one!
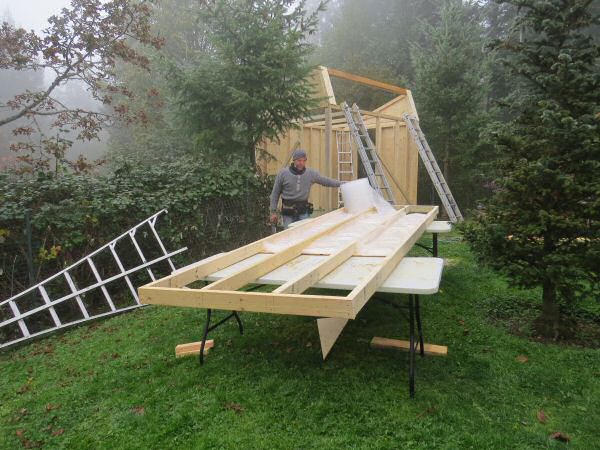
[0,192,271,348]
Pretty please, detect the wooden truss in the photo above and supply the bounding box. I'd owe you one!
[139,205,438,321]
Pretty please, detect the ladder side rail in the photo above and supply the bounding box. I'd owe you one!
[343,104,378,188]
[405,116,456,220]
[86,258,117,312]
[0,210,169,307]
[404,114,462,221]
[0,304,143,350]
[7,300,30,339]
[109,243,141,304]
[148,216,177,272]
[63,272,90,319]
[0,248,187,329]
[38,286,62,327]
[128,230,156,281]
[351,105,396,204]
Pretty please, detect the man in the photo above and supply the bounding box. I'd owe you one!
[270,149,341,229]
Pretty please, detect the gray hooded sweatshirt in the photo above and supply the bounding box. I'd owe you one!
[270,167,341,212]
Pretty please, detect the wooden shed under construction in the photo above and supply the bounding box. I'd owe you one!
[258,66,421,212]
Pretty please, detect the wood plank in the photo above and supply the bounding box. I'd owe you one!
[273,208,407,295]
[144,209,347,289]
[330,103,405,123]
[202,210,368,291]
[139,287,355,319]
[370,337,447,356]
[175,340,214,358]
[319,66,336,105]
[349,207,438,315]
[327,67,407,95]
[317,317,349,359]
[406,90,420,121]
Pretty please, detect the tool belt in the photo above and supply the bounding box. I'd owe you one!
[281,199,313,217]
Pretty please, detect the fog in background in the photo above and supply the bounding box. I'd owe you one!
[0,0,109,165]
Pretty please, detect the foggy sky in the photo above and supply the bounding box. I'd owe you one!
[0,0,71,31]
[0,0,110,162]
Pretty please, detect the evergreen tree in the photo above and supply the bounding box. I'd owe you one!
[464,0,600,339]
[410,0,492,208]
[171,0,324,166]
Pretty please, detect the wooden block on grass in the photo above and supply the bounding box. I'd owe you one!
[175,340,214,358]
[370,337,447,356]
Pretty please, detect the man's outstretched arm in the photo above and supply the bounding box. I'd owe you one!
[312,171,341,187]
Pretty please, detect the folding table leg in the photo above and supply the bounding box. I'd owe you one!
[415,295,425,357]
[200,309,213,365]
[199,309,244,365]
[408,294,416,398]
[233,312,244,335]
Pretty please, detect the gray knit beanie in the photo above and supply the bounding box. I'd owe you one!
[292,149,307,160]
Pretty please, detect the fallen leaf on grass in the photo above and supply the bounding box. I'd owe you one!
[22,439,43,449]
[224,402,244,414]
[14,408,28,421]
[45,404,59,412]
[549,432,570,442]
[457,319,465,326]
[516,355,529,363]
[15,430,43,449]
[51,428,65,437]
[416,406,437,418]
[537,409,547,424]
[131,406,145,415]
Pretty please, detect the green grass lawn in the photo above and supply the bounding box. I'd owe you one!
[1,234,599,449]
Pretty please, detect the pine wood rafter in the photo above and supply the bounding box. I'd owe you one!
[138,205,438,319]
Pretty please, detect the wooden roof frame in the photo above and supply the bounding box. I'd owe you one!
[302,66,418,131]
[139,205,438,320]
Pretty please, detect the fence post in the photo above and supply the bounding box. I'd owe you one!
[24,210,35,287]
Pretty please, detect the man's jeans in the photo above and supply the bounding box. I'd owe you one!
[282,212,310,229]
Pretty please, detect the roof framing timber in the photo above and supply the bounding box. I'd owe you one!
[139,205,438,319]
[327,67,408,96]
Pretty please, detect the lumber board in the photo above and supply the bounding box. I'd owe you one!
[370,337,447,356]
[330,103,407,123]
[139,286,355,318]
[175,340,214,358]
[273,208,407,294]
[317,317,349,360]
[349,207,438,314]
[146,208,348,288]
[327,68,408,95]
[139,206,439,320]
[203,209,369,291]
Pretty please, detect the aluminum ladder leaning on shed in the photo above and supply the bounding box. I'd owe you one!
[403,113,463,222]
[0,210,187,350]
[342,102,397,205]
[335,129,356,208]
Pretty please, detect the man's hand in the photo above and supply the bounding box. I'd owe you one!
[270,213,278,224]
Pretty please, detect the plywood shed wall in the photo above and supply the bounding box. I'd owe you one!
[257,66,420,211]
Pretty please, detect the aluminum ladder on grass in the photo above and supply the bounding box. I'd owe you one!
[335,130,356,208]
[403,113,463,222]
[342,102,396,204]
[0,210,187,350]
